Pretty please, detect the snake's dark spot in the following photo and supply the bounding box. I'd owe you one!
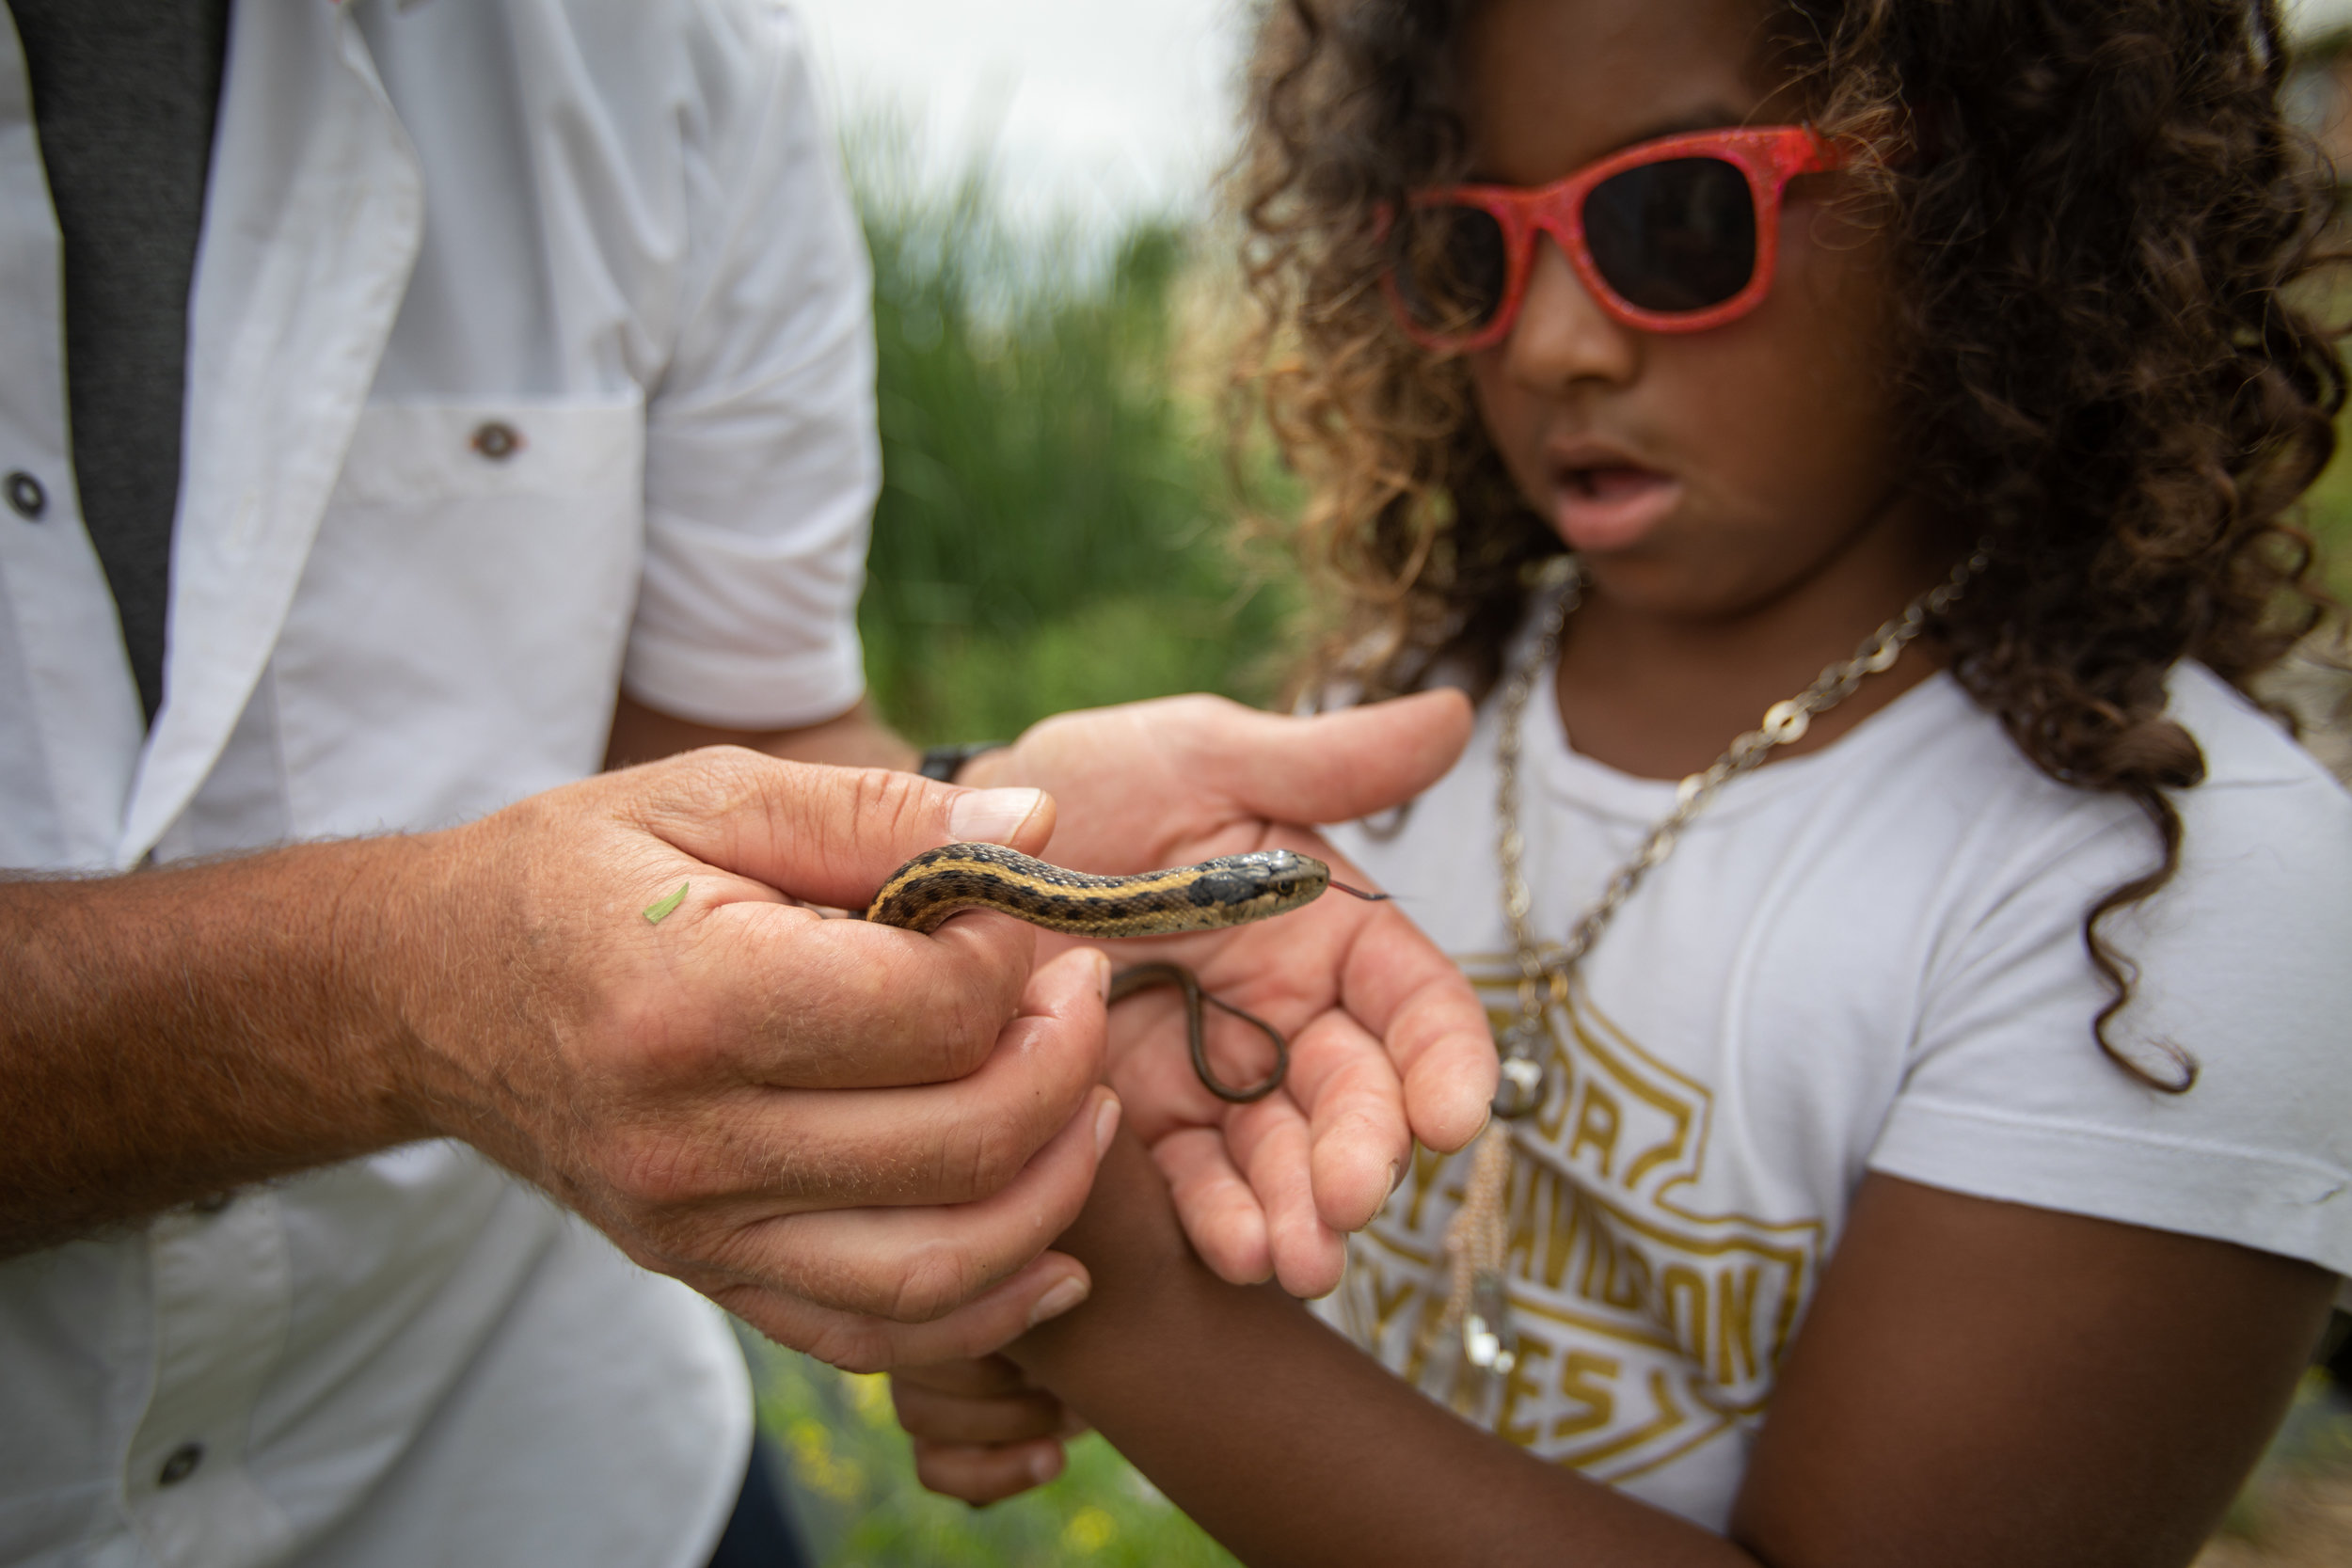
[1184,871,1257,908]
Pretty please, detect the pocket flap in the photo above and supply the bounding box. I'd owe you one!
[330,397,644,508]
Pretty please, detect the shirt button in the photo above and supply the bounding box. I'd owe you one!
[469,420,522,461]
[158,1442,204,1487]
[6,470,45,519]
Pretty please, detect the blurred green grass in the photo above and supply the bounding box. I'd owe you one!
[850,139,1294,746]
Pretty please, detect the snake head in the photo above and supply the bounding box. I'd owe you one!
[1249,848,1330,905]
[1181,848,1334,925]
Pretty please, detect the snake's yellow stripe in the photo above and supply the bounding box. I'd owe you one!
[863,842,1333,937]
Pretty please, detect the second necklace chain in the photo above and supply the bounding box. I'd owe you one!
[1419,546,1985,1409]
[1488,547,1987,1115]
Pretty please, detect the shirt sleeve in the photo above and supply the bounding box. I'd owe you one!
[622,0,876,729]
[1868,759,2352,1275]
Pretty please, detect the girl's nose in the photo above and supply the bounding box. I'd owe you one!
[1497,236,1640,391]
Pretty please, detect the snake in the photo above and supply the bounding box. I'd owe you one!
[862,841,1387,1102]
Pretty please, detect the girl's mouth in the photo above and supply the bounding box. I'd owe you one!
[1549,463,1679,553]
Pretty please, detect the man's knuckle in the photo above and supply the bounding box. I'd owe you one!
[886,1244,985,1325]
[602,1127,707,1213]
[812,1321,894,1375]
[954,1122,1022,1202]
[940,982,1014,1073]
[604,997,707,1083]
[844,765,933,844]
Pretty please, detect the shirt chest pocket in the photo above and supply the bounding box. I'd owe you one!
[269,397,648,836]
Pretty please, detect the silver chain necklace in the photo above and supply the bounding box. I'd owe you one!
[1423,546,1985,1412]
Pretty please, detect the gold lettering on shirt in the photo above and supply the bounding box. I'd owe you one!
[1567,1081,1623,1179]
[1372,1274,1420,1336]
[1334,960,1826,1486]
[1551,1349,1619,1441]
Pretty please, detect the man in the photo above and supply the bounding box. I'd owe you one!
[0,2,1493,1563]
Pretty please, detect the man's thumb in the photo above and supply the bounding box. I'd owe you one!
[634,748,1057,909]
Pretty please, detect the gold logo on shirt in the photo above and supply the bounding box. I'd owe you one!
[1337,958,1824,1484]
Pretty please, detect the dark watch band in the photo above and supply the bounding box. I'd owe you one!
[915,742,1004,784]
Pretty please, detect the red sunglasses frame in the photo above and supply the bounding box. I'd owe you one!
[1383,125,1850,353]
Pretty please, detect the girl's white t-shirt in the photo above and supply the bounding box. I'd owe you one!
[1316,655,2352,1532]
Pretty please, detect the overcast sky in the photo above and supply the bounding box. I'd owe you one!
[789,0,1249,229]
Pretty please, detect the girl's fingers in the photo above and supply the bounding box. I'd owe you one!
[1329,903,1499,1156]
[910,1437,1068,1507]
[1226,1092,1345,1298]
[890,1378,1071,1446]
[891,1354,1033,1399]
[1279,1007,1414,1235]
[1152,1125,1272,1284]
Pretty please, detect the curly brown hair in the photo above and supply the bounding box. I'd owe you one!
[1232,0,2344,1089]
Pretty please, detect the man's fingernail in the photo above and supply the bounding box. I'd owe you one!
[1092,1095,1121,1157]
[1386,1159,1405,1196]
[947,787,1043,845]
[1028,1447,1063,1486]
[1094,949,1114,1002]
[1027,1275,1089,1328]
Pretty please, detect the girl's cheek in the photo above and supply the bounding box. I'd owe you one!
[1467,357,1550,506]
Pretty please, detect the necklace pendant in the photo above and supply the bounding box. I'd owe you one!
[1463,1269,1518,1376]
[1422,1268,1518,1420]
[1492,1054,1548,1118]
[1490,1019,1549,1118]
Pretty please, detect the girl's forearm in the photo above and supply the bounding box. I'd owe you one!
[1010,1136,1756,1568]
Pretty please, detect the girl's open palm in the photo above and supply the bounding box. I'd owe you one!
[961,690,1498,1296]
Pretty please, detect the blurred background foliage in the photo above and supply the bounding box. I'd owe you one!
[849,127,1296,746]
[789,127,2352,1568]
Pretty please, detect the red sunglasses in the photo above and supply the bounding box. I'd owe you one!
[1383,125,1850,353]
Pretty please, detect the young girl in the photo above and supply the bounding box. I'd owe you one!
[888,0,2352,1560]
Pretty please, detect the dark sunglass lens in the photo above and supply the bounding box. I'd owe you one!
[1583,157,1756,314]
[1391,202,1510,337]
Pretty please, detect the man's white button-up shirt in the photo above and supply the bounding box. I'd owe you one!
[0,0,879,1560]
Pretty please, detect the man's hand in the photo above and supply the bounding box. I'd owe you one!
[387,750,1125,1368]
[3,751,1118,1370]
[961,691,1497,1296]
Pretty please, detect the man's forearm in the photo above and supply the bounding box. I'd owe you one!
[6,687,917,1261]
[1,840,428,1256]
